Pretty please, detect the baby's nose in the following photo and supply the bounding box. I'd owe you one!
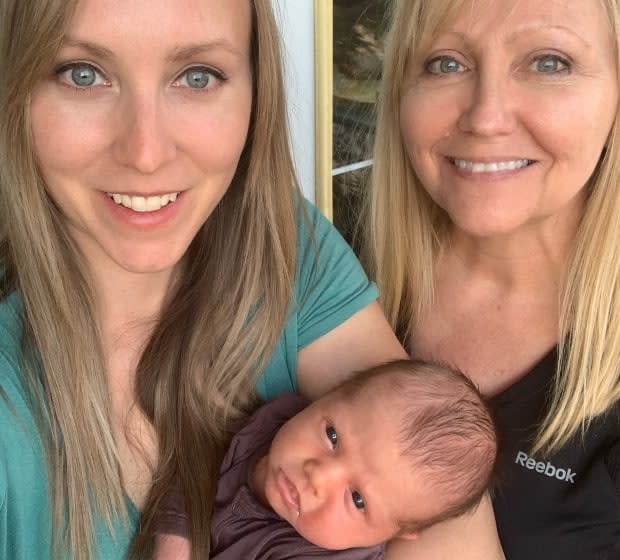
[303,456,347,496]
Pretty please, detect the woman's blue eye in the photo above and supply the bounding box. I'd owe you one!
[427,56,465,75]
[71,65,97,87]
[326,425,338,447]
[352,490,365,510]
[56,63,106,89]
[531,55,569,74]
[187,68,211,88]
[177,67,215,89]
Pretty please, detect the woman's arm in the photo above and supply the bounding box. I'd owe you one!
[385,495,505,560]
[296,301,407,399]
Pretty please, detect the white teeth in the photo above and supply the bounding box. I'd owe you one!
[107,192,180,212]
[132,196,146,211]
[453,159,530,173]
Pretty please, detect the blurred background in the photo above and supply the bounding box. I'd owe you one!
[333,0,389,248]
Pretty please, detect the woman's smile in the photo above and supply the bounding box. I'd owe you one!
[106,191,180,213]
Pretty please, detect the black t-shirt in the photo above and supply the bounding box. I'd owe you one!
[491,348,620,559]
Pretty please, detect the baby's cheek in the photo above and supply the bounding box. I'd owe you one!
[297,510,352,550]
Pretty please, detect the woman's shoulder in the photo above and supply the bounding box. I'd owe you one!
[255,199,378,400]
[294,197,339,249]
[290,198,377,345]
[293,197,374,292]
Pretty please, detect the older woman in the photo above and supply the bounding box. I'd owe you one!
[367,0,620,559]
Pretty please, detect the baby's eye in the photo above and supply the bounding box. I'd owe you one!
[351,490,365,511]
[425,56,466,75]
[56,63,109,89]
[325,425,338,448]
[173,66,222,90]
[529,54,570,74]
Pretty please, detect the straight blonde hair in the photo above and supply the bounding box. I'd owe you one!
[0,1,299,559]
[367,0,620,455]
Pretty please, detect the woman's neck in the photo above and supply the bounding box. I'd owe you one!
[91,258,173,338]
[411,200,584,395]
[85,259,176,387]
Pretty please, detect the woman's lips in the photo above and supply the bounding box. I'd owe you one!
[448,157,535,173]
[102,189,184,229]
[444,156,536,181]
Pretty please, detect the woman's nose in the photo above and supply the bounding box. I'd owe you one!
[112,91,177,174]
[457,70,517,137]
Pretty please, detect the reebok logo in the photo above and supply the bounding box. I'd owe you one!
[515,451,577,484]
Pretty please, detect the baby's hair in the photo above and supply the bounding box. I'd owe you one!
[338,359,498,534]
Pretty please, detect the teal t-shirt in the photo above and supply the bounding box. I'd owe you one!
[0,201,377,559]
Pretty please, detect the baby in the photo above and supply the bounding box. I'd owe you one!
[153,359,498,559]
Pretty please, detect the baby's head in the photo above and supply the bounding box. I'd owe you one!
[256,359,497,550]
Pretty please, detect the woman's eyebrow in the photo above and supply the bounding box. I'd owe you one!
[167,41,246,63]
[59,38,245,63]
[60,37,115,61]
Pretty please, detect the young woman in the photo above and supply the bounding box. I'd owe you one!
[0,1,405,559]
[368,0,620,558]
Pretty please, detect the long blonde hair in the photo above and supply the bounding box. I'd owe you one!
[0,1,298,559]
[367,0,620,455]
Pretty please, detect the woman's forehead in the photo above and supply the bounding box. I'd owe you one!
[67,0,252,50]
[419,0,612,39]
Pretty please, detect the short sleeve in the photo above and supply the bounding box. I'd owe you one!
[295,201,378,350]
[256,201,378,400]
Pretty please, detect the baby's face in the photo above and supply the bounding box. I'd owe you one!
[257,385,441,549]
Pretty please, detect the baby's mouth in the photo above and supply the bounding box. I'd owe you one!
[276,468,300,516]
